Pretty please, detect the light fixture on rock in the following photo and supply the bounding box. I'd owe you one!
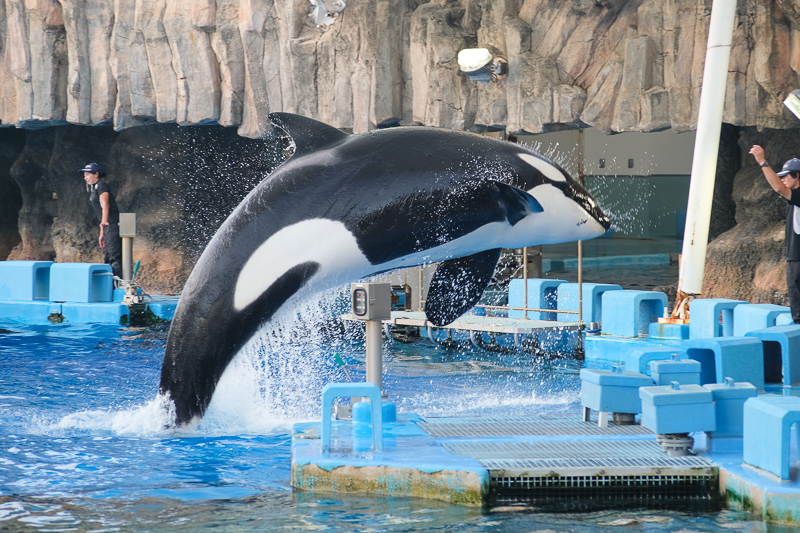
[309,0,346,30]
[457,48,507,83]
[784,89,800,121]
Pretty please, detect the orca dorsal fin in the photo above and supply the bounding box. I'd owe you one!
[269,113,349,157]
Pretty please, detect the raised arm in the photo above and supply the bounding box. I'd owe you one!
[750,145,791,199]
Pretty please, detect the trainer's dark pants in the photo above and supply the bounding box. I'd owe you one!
[788,261,800,323]
[104,222,123,279]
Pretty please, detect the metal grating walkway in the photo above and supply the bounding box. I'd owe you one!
[444,439,714,475]
[419,415,718,510]
[418,415,653,438]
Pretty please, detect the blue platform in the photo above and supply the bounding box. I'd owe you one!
[0,260,178,324]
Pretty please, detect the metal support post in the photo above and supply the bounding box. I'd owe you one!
[365,320,383,392]
[119,213,137,282]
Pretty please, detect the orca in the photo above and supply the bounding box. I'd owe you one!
[159,113,610,426]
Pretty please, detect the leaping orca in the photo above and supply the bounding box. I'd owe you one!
[159,113,610,426]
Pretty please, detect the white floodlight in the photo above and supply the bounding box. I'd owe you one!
[457,48,507,83]
[309,0,346,30]
[785,89,800,121]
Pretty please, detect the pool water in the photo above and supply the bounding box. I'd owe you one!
[0,301,783,532]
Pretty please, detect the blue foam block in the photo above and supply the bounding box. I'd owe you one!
[745,325,800,387]
[689,298,747,339]
[49,263,113,303]
[556,282,622,324]
[580,366,653,414]
[705,379,757,438]
[508,278,566,320]
[639,383,716,435]
[681,337,765,391]
[743,394,800,480]
[601,290,668,338]
[0,261,53,301]
[733,303,791,337]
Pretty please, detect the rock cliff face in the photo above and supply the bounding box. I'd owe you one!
[2,0,800,136]
[2,0,800,300]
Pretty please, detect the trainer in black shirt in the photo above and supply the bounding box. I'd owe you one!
[80,163,122,279]
[750,145,800,323]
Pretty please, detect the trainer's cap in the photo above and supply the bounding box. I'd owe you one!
[777,158,800,177]
[79,163,105,175]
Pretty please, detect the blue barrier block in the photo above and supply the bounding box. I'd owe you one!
[601,290,668,338]
[639,382,716,435]
[705,378,757,438]
[681,337,765,391]
[0,301,61,324]
[745,325,800,386]
[689,298,747,339]
[60,302,129,324]
[556,283,622,324]
[0,261,53,301]
[776,313,795,326]
[49,263,113,303]
[650,354,701,386]
[743,394,800,480]
[733,303,792,337]
[624,346,683,375]
[508,278,566,320]
[321,382,383,452]
[580,366,653,415]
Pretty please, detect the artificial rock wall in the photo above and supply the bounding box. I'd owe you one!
[2,0,800,136]
[3,0,800,300]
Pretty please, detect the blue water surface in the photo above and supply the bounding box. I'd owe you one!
[0,310,781,532]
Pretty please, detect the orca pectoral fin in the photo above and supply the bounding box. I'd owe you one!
[269,113,349,157]
[424,248,502,327]
[494,182,543,225]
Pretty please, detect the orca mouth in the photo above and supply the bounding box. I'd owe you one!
[568,185,611,231]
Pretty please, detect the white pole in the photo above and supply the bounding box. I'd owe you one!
[676,0,737,305]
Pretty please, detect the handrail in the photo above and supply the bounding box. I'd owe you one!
[474,304,580,315]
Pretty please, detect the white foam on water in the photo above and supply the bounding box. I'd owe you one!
[41,288,349,438]
[202,290,346,434]
[401,385,578,418]
[50,393,179,437]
